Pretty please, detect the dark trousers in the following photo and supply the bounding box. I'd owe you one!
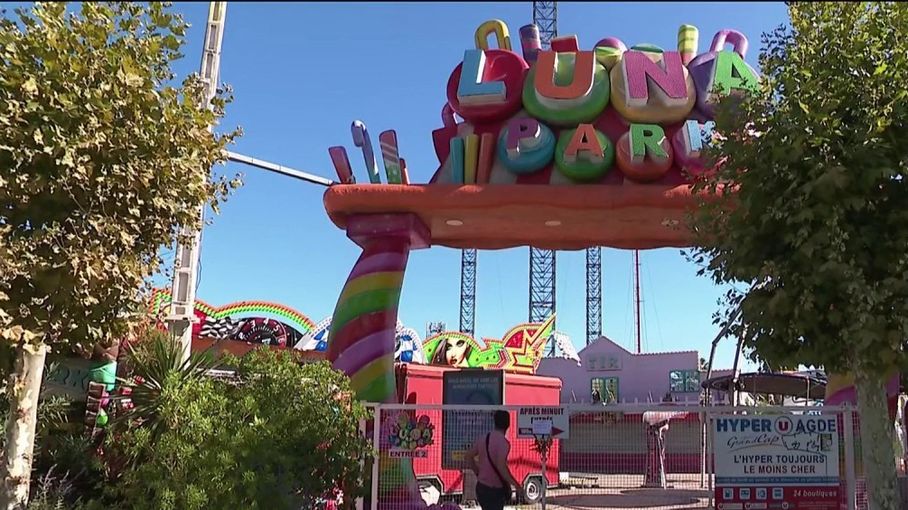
[475,482,508,510]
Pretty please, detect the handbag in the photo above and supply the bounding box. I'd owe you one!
[485,432,513,502]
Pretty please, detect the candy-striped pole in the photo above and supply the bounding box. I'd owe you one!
[327,214,430,508]
[677,24,699,65]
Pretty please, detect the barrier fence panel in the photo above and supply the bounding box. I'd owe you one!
[365,404,861,510]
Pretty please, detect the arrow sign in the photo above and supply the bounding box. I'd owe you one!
[517,406,570,439]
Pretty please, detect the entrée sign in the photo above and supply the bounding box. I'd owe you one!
[430,20,759,187]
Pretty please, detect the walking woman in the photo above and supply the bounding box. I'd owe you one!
[466,410,525,510]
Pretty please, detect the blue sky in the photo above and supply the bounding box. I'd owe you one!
[162,2,790,370]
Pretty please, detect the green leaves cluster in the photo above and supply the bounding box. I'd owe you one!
[0,2,241,350]
[688,2,908,375]
[103,345,371,510]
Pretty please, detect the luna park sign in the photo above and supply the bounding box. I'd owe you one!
[428,20,759,186]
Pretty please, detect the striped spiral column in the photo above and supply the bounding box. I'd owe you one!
[328,236,408,402]
[327,215,429,509]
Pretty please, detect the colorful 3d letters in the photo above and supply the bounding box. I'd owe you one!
[330,22,760,188]
[497,117,555,174]
[611,50,696,123]
[671,119,715,175]
[524,51,611,126]
[550,34,580,53]
[446,48,528,123]
[457,49,507,106]
[616,123,673,182]
[688,29,759,116]
[555,124,614,182]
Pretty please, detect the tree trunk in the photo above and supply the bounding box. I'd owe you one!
[854,368,899,510]
[0,342,47,510]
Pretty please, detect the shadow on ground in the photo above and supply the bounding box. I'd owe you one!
[543,488,709,509]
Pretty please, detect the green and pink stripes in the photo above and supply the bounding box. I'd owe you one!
[327,237,408,403]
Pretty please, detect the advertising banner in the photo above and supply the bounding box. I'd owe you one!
[441,369,504,469]
[713,414,840,510]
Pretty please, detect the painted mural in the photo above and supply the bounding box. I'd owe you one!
[423,315,555,374]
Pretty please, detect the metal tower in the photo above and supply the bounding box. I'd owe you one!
[459,249,477,336]
[530,1,559,355]
[533,2,557,44]
[586,247,602,344]
[167,2,227,363]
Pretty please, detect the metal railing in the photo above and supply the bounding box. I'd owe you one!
[357,404,863,510]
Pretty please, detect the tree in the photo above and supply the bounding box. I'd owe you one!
[688,3,908,508]
[106,344,371,509]
[0,3,240,507]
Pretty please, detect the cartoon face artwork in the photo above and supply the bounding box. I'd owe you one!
[422,316,555,373]
[432,337,473,367]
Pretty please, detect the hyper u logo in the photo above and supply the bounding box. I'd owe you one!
[774,416,793,435]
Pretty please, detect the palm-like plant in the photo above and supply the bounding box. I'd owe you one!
[109,328,219,443]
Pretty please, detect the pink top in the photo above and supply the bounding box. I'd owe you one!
[474,429,510,488]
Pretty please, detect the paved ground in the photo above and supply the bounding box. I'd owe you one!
[460,474,712,510]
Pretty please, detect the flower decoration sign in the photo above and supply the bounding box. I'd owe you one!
[388,413,435,458]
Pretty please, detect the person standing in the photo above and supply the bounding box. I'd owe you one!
[466,410,525,509]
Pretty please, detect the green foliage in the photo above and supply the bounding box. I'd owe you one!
[0,361,106,508]
[0,1,241,349]
[688,2,908,376]
[111,328,218,446]
[0,362,81,450]
[104,347,371,510]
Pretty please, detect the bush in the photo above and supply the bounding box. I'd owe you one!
[104,344,372,510]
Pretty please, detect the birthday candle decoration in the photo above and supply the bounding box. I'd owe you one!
[351,120,381,184]
[464,133,479,184]
[379,130,402,184]
[449,137,465,184]
[630,43,664,58]
[519,24,542,63]
[678,24,699,65]
[474,19,511,51]
[593,37,627,69]
[711,29,749,59]
[399,158,410,185]
[328,146,354,184]
[477,133,495,184]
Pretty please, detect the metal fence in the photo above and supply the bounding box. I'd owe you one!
[359,404,870,510]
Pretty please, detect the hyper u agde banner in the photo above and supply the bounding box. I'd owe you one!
[713,414,840,510]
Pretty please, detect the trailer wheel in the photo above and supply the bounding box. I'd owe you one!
[522,476,544,505]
